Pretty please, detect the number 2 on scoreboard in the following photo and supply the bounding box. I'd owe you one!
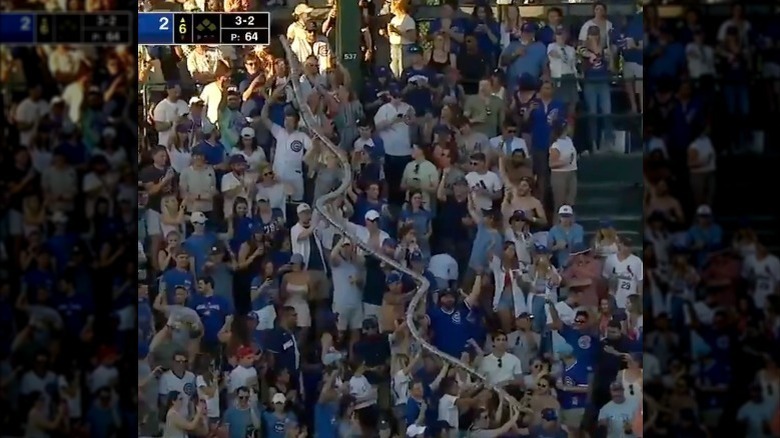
[159,16,169,30]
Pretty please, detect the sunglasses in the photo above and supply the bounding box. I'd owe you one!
[574,319,586,324]
[413,163,420,173]
[538,383,549,389]
[367,218,378,223]
[506,129,517,134]
[263,171,274,177]
[174,359,188,363]
[245,62,257,66]
[470,161,480,166]
[497,358,503,368]
[238,395,250,400]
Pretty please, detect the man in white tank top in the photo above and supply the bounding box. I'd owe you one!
[602,237,643,310]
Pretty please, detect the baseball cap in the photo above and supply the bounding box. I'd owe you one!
[240,127,255,138]
[438,288,457,297]
[509,210,526,222]
[229,154,247,166]
[226,85,240,96]
[50,211,68,224]
[190,211,207,224]
[696,204,712,216]
[296,203,312,214]
[388,83,402,97]
[237,345,254,358]
[382,237,397,248]
[408,44,423,55]
[375,65,390,77]
[304,19,318,32]
[558,205,574,216]
[554,24,566,35]
[365,210,380,221]
[406,424,427,436]
[271,393,287,404]
[541,408,558,421]
[189,96,204,105]
[50,96,65,106]
[521,21,538,33]
[587,24,600,36]
[191,145,206,156]
[293,3,313,15]
[386,271,402,285]
[290,253,305,265]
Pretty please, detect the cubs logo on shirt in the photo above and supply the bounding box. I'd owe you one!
[317,45,329,57]
[290,140,304,153]
[451,312,462,324]
[183,382,195,396]
[577,335,591,349]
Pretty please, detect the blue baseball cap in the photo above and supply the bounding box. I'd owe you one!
[521,21,538,33]
[599,218,614,228]
[388,83,402,97]
[408,44,423,54]
[534,242,549,254]
[382,237,397,248]
[375,65,390,77]
[229,154,247,165]
[166,80,180,90]
[386,271,402,285]
[541,408,558,422]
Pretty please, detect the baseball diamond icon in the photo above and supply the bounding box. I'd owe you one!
[196,18,217,32]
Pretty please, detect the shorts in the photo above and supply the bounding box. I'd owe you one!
[363,303,382,321]
[623,62,643,80]
[276,169,304,201]
[335,303,364,331]
[560,408,585,428]
[145,209,162,236]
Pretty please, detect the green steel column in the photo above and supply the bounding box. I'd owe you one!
[335,0,362,88]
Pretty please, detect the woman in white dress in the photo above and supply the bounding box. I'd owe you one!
[162,390,205,438]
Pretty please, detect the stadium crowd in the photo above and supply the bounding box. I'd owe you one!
[132,0,652,437]
[0,42,138,437]
[643,2,780,438]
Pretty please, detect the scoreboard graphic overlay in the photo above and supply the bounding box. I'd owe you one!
[139,12,270,45]
[0,12,132,44]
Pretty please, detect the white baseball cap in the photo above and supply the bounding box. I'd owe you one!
[190,211,207,224]
[50,211,68,224]
[406,425,427,437]
[296,203,312,214]
[558,205,574,216]
[271,393,286,404]
[293,3,313,15]
[240,127,255,139]
[364,210,380,221]
[696,205,712,216]
[189,96,204,105]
